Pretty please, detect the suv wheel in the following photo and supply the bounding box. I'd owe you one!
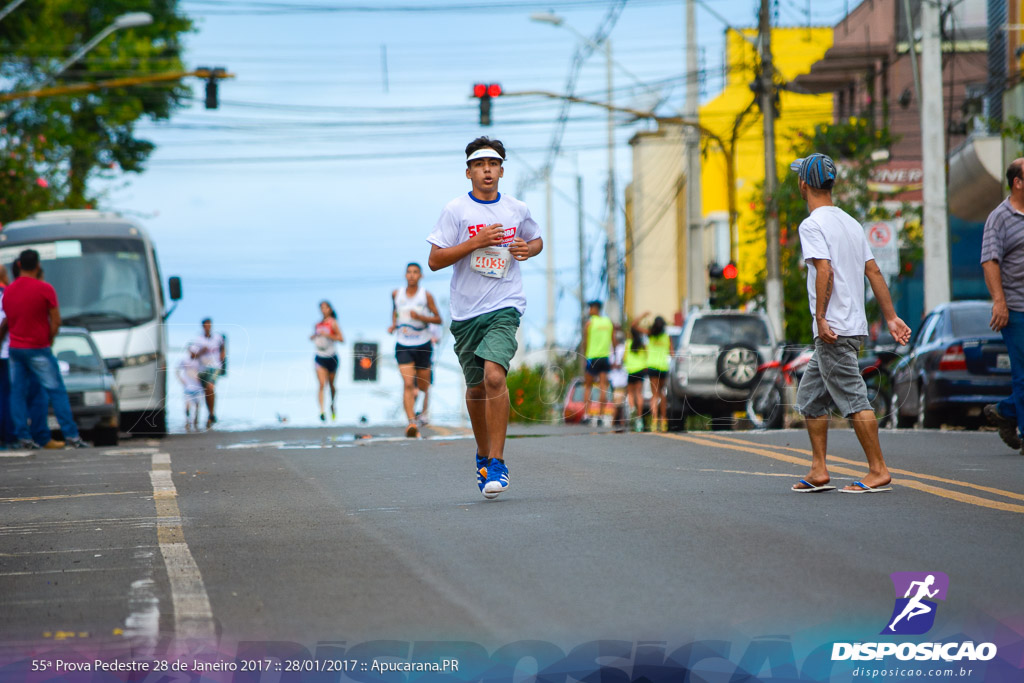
[716,343,762,390]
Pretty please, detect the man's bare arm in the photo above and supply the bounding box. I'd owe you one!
[865,260,897,321]
[49,306,61,342]
[417,292,443,325]
[428,223,504,271]
[812,258,833,319]
[810,258,837,343]
[983,260,1009,331]
[865,259,912,345]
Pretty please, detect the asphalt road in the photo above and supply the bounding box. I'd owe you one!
[1,422,1022,679]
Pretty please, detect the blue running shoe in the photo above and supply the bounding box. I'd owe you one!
[476,452,489,493]
[483,458,509,497]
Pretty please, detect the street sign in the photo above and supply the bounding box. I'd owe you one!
[864,219,902,281]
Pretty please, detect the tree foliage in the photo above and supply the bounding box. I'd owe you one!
[744,117,922,342]
[0,0,193,221]
[1002,116,1024,156]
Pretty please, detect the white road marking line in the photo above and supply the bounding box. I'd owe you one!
[104,447,161,456]
[0,545,158,557]
[149,453,216,641]
[0,567,135,577]
[123,577,160,651]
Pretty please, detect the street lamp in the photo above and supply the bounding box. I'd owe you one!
[40,11,153,88]
[0,0,29,25]
[531,11,622,324]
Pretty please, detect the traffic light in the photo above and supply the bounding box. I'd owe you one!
[353,342,378,382]
[199,66,227,109]
[473,83,502,126]
[707,262,738,309]
[708,263,724,308]
[205,79,217,109]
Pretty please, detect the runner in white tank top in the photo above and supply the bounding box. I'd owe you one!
[388,263,441,437]
[311,300,344,422]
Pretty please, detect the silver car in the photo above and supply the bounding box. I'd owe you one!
[666,310,778,430]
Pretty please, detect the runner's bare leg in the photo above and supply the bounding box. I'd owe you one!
[466,382,489,458]
[483,360,510,461]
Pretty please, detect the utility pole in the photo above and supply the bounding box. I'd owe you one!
[684,0,705,313]
[604,39,621,325]
[546,171,557,362]
[759,0,784,342]
[919,0,951,311]
[577,173,587,347]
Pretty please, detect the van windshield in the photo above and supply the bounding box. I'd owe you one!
[0,238,155,330]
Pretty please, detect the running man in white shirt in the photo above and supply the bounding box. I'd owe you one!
[427,137,543,498]
[789,152,911,494]
[389,263,441,438]
[191,318,225,429]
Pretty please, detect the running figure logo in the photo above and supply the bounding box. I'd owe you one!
[882,572,949,635]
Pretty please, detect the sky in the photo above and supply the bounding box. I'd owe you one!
[92,0,859,429]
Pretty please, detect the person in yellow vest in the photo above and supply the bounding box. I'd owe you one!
[582,300,614,426]
[623,325,648,432]
[637,314,672,432]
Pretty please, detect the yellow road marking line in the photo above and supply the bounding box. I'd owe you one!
[0,491,144,503]
[656,432,1024,514]
[697,468,802,478]
[698,433,1024,502]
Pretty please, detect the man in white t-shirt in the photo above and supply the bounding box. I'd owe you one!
[191,318,225,429]
[790,152,911,494]
[427,137,543,499]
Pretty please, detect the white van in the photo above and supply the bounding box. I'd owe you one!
[0,210,182,434]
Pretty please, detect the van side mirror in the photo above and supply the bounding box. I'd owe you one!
[169,276,182,301]
[105,358,124,371]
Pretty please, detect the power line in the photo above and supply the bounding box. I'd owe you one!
[147,142,609,166]
[178,0,681,15]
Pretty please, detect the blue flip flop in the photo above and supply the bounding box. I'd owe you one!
[791,479,836,493]
[840,481,893,493]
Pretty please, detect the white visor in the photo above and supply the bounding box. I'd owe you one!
[467,148,504,162]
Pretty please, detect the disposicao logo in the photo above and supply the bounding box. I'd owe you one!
[831,572,998,662]
[883,571,948,635]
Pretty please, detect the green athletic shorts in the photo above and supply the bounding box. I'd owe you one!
[450,307,521,386]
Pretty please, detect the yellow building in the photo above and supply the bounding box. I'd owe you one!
[624,124,686,324]
[700,27,834,288]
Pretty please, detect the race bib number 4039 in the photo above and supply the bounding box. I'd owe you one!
[470,247,511,279]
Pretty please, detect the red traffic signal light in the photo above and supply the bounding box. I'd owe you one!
[473,83,501,98]
[722,262,738,280]
[472,83,501,126]
[472,83,502,99]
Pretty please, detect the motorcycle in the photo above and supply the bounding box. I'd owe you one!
[746,344,899,429]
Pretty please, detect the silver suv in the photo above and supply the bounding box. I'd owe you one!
[666,309,778,430]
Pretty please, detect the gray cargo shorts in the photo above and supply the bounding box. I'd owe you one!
[795,335,872,418]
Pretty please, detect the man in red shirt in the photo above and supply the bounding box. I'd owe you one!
[2,249,86,449]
